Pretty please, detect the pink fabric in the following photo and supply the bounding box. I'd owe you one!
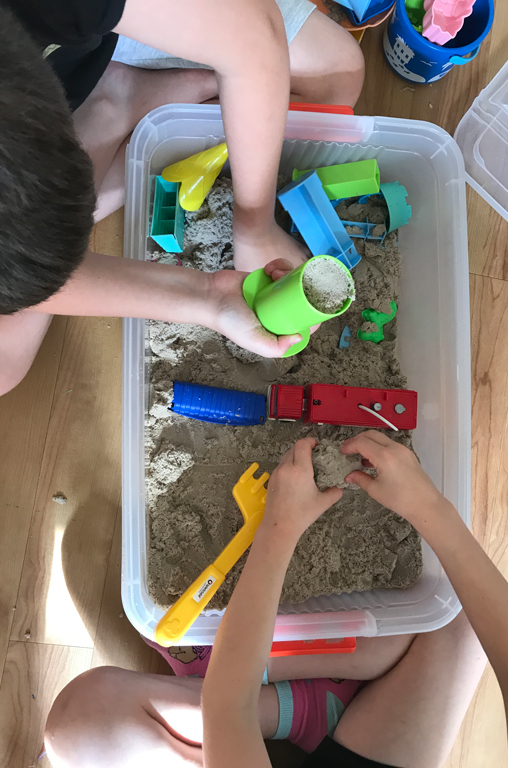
[288,678,361,753]
[143,637,212,677]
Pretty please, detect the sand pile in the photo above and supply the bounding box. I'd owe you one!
[145,178,423,611]
[302,258,355,314]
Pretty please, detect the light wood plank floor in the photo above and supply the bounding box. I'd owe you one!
[1,6,508,765]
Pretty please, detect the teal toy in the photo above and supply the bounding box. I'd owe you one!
[243,255,355,357]
[357,302,397,344]
[293,160,380,201]
[150,176,185,252]
[380,182,412,232]
[359,182,412,234]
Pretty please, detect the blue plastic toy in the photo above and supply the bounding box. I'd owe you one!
[278,171,360,270]
[339,325,352,349]
[150,176,185,252]
[340,0,395,24]
[342,220,387,245]
[290,214,386,245]
[358,182,412,233]
[171,381,266,426]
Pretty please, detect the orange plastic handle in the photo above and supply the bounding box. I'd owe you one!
[288,102,354,115]
[270,637,357,656]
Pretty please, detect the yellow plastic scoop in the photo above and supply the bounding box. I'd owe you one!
[154,462,269,647]
[161,142,228,212]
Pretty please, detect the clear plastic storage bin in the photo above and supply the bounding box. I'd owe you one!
[455,59,508,222]
[122,105,470,644]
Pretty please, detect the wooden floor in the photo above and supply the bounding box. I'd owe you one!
[1,6,508,766]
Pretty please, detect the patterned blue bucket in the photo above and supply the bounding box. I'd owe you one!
[383,0,494,84]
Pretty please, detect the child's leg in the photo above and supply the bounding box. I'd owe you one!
[45,669,279,768]
[288,6,364,106]
[0,311,53,396]
[333,610,486,768]
[73,62,218,221]
[268,633,415,682]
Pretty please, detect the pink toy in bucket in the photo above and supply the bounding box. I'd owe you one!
[422,0,476,44]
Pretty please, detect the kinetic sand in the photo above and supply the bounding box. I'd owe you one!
[146,179,423,611]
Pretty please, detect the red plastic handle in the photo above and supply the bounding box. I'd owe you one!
[288,102,354,116]
[270,637,357,657]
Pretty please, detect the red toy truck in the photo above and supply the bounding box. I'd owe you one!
[268,383,417,430]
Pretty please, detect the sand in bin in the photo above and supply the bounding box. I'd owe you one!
[146,179,423,611]
[313,439,375,490]
[302,259,354,314]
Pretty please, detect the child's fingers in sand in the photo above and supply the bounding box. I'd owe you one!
[294,436,318,464]
[341,430,392,454]
[345,469,376,493]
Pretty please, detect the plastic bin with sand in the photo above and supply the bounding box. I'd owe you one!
[122,105,470,644]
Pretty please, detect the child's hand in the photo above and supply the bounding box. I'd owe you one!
[263,437,343,542]
[341,431,444,526]
[233,220,308,273]
[264,257,295,282]
[208,269,301,357]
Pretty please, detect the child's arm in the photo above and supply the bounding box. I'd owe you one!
[341,431,508,719]
[202,438,342,768]
[115,0,307,271]
[34,252,300,358]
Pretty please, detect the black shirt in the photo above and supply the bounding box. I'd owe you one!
[3,0,126,110]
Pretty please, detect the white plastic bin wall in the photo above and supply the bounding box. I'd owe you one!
[122,105,470,644]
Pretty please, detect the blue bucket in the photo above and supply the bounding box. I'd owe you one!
[383,0,494,84]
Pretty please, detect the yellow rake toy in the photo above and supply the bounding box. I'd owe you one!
[155,462,270,647]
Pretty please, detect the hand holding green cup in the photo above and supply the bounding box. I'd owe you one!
[242,255,355,357]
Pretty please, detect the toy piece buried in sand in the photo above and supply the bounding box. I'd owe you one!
[339,324,353,348]
[357,302,398,343]
[162,142,228,211]
[150,176,185,252]
[171,381,267,426]
[358,182,412,233]
[422,0,476,44]
[154,462,269,647]
[243,255,355,357]
[278,171,360,270]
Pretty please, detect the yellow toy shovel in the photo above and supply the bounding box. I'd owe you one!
[161,142,228,212]
[154,462,270,647]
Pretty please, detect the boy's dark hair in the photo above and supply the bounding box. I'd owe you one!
[0,8,96,314]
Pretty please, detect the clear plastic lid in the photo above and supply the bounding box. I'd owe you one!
[455,59,508,222]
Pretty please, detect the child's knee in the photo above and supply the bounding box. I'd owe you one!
[45,667,127,764]
[324,30,365,102]
[329,28,364,78]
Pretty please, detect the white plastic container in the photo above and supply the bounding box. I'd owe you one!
[122,105,470,644]
[455,59,508,222]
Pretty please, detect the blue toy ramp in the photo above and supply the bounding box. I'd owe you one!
[278,171,360,270]
[172,381,267,426]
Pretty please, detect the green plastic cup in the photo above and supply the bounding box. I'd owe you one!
[243,255,354,357]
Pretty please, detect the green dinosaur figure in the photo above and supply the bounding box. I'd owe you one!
[357,301,397,344]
